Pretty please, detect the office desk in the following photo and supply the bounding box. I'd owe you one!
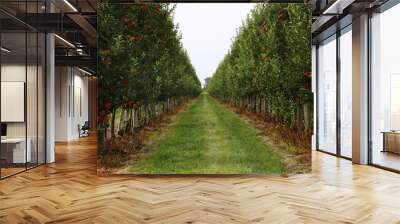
[1,138,31,164]
[382,131,400,154]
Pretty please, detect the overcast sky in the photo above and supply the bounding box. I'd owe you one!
[173,3,256,86]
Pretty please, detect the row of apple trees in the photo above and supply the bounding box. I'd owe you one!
[207,4,312,131]
[98,3,201,143]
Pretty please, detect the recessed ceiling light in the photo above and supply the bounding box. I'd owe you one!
[322,0,354,15]
[54,34,75,48]
[63,0,78,12]
[78,67,93,76]
[1,47,11,53]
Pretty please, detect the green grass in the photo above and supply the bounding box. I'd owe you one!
[129,93,285,174]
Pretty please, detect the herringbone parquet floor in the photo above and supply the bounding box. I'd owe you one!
[1,136,400,223]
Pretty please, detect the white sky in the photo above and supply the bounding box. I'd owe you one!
[173,3,256,86]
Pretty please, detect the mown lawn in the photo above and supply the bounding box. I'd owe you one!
[129,93,285,174]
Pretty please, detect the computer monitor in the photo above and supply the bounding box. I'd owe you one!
[1,123,7,137]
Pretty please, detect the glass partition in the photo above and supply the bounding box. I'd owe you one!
[370,4,400,171]
[27,31,38,169]
[339,26,352,158]
[1,31,27,177]
[317,35,337,154]
[0,2,46,179]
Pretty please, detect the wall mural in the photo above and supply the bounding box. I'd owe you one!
[97,3,312,175]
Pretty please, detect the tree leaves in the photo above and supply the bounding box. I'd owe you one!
[98,3,202,123]
[207,4,311,128]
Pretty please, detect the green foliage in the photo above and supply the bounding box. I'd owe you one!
[207,4,312,129]
[97,3,202,127]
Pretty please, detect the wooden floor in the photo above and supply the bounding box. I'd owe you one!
[1,167,26,178]
[372,150,400,171]
[1,136,400,223]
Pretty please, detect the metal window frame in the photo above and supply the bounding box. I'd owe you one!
[338,24,353,160]
[315,0,400,172]
[315,23,353,161]
[315,33,338,156]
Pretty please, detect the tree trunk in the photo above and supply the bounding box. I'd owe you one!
[303,103,311,131]
[133,108,139,128]
[119,109,130,135]
[253,95,256,112]
[144,104,148,125]
[296,104,303,131]
[110,108,116,139]
[138,106,142,127]
[126,108,132,134]
[262,98,266,115]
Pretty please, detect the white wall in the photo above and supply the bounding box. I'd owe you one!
[72,72,89,138]
[55,66,70,141]
[55,67,89,141]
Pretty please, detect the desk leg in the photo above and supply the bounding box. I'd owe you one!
[382,133,386,153]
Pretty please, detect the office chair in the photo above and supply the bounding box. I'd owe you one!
[79,121,90,138]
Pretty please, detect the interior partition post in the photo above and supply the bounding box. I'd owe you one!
[315,44,320,151]
[312,45,317,151]
[367,11,373,165]
[336,28,341,157]
[25,2,28,171]
[36,1,39,167]
[45,0,55,163]
[0,23,2,179]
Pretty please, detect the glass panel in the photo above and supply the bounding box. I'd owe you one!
[27,31,38,169]
[0,1,46,178]
[1,31,27,177]
[371,4,400,171]
[26,0,42,168]
[340,27,352,158]
[317,35,337,154]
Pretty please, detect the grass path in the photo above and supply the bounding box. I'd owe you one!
[129,93,285,174]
